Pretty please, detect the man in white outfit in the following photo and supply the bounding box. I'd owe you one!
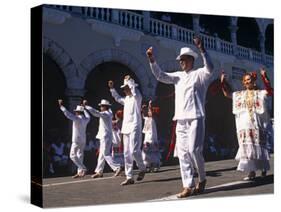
[58,99,90,178]
[146,36,214,197]
[108,75,146,185]
[82,99,122,178]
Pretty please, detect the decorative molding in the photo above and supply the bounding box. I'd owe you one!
[87,19,144,46]
[43,8,71,25]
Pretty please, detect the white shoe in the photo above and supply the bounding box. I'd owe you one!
[243,172,256,181]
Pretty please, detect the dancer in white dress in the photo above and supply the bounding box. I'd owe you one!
[221,68,273,180]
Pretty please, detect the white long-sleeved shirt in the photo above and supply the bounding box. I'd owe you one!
[149,52,214,120]
[85,105,113,140]
[60,106,90,143]
[110,88,142,134]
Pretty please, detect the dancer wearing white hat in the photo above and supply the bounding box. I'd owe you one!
[146,36,214,197]
[108,75,146,185]
[58,100,90,178]
[83,99,122,178]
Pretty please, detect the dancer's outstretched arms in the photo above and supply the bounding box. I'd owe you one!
[58,99,78,121]
[83,100,108,118]
[260,67,273,96]
[108,80,125,105]
[146,47,179,84]
[220,73,232,99]
[194,36,214,73]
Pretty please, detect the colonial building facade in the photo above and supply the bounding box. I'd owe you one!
[42,5,273,157]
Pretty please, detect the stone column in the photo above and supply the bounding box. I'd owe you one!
[192,15,200,34]
[111,9,120,24]
[143,11,150,33]
[229,25,239,56]
[171,24,178,40]
[214,33,221,51]
[259,34,266,63]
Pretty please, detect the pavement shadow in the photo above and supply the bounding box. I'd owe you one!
[206,166,237,177]
[137,177,182,185]
[202,175,274,195]
[148,167,179,174]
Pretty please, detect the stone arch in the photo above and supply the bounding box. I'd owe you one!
[237,17,261,51]
[198,14,231,41]
[80,48,152,98]
[43,37,79,88]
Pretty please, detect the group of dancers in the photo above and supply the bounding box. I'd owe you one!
[58,75,161,186]
[58,36,273,198]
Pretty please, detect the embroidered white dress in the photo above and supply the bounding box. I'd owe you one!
[233,90,270,172]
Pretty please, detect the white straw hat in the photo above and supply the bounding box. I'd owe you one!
[120,76,138,88]
[98,99,111,106]
[176,47,198,60]
[74,105,84,112]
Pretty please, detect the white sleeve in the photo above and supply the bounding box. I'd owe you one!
[201,52,214,74]
[110,88,125,105]
[150,62,179,84]
[83,109,91,120]
[197,52,215,83]
[85,105,107,118]
[60,106,78,121]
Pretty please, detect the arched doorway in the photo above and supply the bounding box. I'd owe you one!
[199,15,231,41]
[204,79,238,161]
[154,82,175,164]
[43,54,69,177]
[84,62,142,171]
[265,24,273,55]
[237,18,260,51]
[43,54,68,138]
[85,61,142,119]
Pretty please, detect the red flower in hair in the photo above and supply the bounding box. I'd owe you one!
[152,107,160,115]
[251,71,257,81]
[115,110,123,119]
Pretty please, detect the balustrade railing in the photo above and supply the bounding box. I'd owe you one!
[150,18,172,38]
[119,10,143,30]
[82,7,112,22]
[220,40,234,55]
[252,50,263,64]
[46,5,273,66]
[237,45,250,59]
[177,26,194,44]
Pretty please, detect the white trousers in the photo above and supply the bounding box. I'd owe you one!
[176,118,206,188]
[70,142,86,173]
[95,138,120,173]
[123,129,146,179]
